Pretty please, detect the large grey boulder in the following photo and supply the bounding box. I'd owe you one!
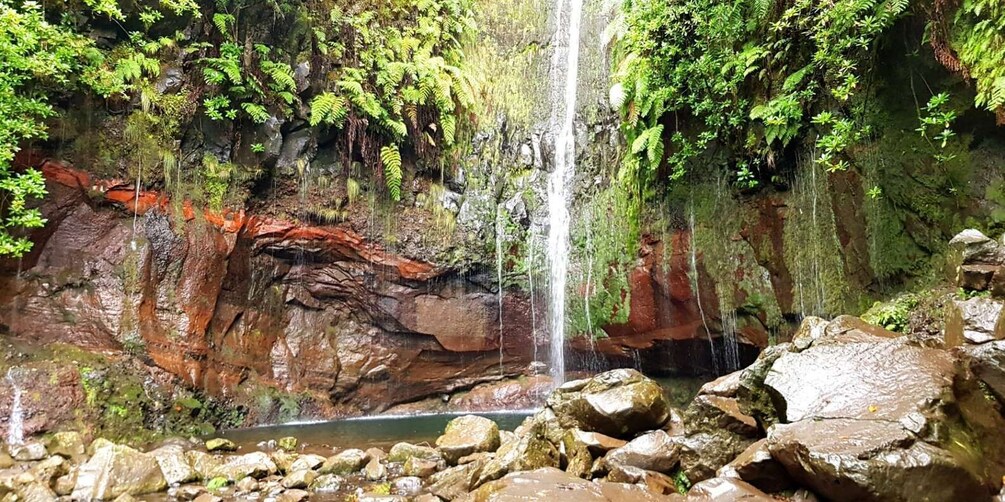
[767,419,987,501]
[602,430,679,474]
[761,319,1005,500]
[72,443,168,500]
[435,415,501,464]
[546,369,670,439]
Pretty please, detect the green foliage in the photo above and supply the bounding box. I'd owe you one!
[944,0,1005,118]
[611,0,910,197]
[862,293,919,332]
[380,145,403,201]
[0,0,102,256]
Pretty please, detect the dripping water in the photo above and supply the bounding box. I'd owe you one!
[495,202,505,375]
[689,204,719,375]
[527,228,539,367]
[6,368,23,446]
[545,0,584,386]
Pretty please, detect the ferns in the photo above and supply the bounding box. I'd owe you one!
[947,0,1005,118]
[310,92,348,126]
[380,144,403,201]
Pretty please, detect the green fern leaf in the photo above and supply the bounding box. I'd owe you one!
[380,144,403,201]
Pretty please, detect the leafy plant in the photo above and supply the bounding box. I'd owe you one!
[380,145,403,202]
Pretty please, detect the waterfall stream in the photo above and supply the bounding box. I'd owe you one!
[6,368,23,446]
[546,0,584,386]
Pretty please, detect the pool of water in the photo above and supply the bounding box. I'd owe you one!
[215,411,534,453]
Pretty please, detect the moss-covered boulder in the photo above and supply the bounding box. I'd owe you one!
[72,442,168,500]
[546,369,670,439]
[435,415,501,465]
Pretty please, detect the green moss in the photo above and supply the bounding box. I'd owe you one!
[861,294,920,333]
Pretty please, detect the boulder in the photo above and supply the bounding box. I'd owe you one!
[570,430,627,456]
[767,418,987,501]
[289,454,325,472]
[12,442,47,461]
[428,460,484,501]
[204,438,237,452]
[72,442,168,500]
[276,437,298,451]
[309,474,342,493]
[47,431,85,458]
[547,369,670,439]
[321,449,369,474]
[561,429,594,479]
[391,476,423,496]
[209,452,278,481]
[151,444,198,485]
[966,340,1005,400]
[435,415,501,464]
[388,442,443,464]
[404,456,440,477]
[687,477,775,501]
[959,265,1000,291]
[716,439,792,493]
[677,392,759,482]
[602,430,679,474]
[950,229,1004,266]
[469,467,674,501]
[281,469,316,489]
[364,457,386,481]
[278,489,309,502]
[945,298,1005,345]
[764,334,953,427]
[185,451,224,480]
[476,423,559,486]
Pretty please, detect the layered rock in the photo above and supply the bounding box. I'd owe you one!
[0,162,540,425]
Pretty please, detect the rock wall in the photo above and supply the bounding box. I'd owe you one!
[1,163,540,419]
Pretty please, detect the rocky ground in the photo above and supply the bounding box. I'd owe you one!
[4,293,1005,501]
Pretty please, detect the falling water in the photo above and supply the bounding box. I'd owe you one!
[6,369,23,446]
[495,203,505,374]
[689,205,719,375]
[527,229,539,366]
[545,0,584,386]
[721,310,741,372]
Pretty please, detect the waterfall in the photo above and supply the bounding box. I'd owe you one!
[546,0,584,386]
[721,310,741,372]
[495,203,505,374]
[689,205,719,375]
[6,368,23,446]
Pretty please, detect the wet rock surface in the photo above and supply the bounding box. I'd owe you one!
[1,348,1004,501]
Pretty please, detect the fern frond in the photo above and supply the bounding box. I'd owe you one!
[380,144,403,201]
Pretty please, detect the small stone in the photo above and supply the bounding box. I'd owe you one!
[12,442,47,461]
[289,454,325,472]
[320,449,369,474]
[205,438,237,452]
[308,474,343,493]
[151,444,198,485]
[366,447,387,462]
[48,431,85,457]
[387,443,442,464]
[403,457,439,477]
[0,452,13,469]
[276,437,298,452]
[281,469,316,489]
[364,458,387,481]
[193,493,223,502]
[391,476,423,496]
[209,452,278,481]
[236,476,259,493]
[31,455,67,483]
[173,485,207,500]
[54,473,76,496]
[277,488,309,502]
